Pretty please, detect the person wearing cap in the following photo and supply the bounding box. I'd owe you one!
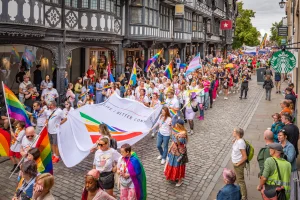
[41,82,58,105]
[282,113,299,157]
[217,168,241,200]
[278,129,299,199]
[231,127,248,200]
[19,74,32,103]
[257,143,291,199]
[164,119,188,187]
[81,169,116,200]
[285,87,296,109]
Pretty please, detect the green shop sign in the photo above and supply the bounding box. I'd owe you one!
[270,50,296,73]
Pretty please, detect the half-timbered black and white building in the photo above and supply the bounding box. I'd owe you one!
[0,0,237,96]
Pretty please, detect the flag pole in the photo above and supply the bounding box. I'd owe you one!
[9,125,47,178]
[2,82,13,131]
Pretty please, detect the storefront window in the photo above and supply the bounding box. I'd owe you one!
[131,7,142,24]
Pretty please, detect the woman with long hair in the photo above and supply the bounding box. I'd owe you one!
[164,119,188,187]
[66,83,75,107]
[271,113,285,143]
[32,173,55,200]
[125,88,135,100]
[93,137,121,197]
[74,77,83,105]
[150,92,161,109]
[40,75,52,94]
[63,100,74,118]
[150,107,172,165]
[99,124,117,150]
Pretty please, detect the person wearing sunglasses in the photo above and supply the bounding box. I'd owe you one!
[93,137,121,197]
[20,127,38,159]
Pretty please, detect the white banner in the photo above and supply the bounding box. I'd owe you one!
[244,46,257,55]
[58,93,162,167]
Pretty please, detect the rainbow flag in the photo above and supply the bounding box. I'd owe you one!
[11,46,20,62]
[35,127,53,174]
[3,83,31,127]
[169,108,177,117]
[0,128,10,156]
[164,62,173,79]
[172,127,180,133]
[145,49,163,72]
[180,63,187,69]
[260,33,267,49]
[127,152,147,200]
[186,53,202,76]
[129,62,137,86]
[107,63,115,83]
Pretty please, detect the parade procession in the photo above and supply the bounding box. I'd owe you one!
[1,0,300,200]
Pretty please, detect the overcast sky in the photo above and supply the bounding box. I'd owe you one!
[242,0,286,38]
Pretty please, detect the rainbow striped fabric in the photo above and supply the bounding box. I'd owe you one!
[127,152,147,200]
[0,128,10,156]
[11,46,20,62]
[3,83,31,127]
[169,108,177,117]
[172,127,180,133]
[186,53,202,76]
[129,62,137,86]
[35,127,53,174]
[145,49,163,72]
[164,62,173,79]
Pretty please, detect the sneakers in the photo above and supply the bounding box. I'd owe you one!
[224,97,228,100]
[190,130,194,135]
[10,164,17,172]
[53,156,60,163]
[157,155,162,160]
[187,130,191,133]
[176,181,183,187]
[213,99,216,102]
[161,159,166,165]
[244,97,247,99]
[52,155,55,160]
[233,91,235,94]
[239,96,242,99]
[151,132,155,138]
[198,116,204,121]
[14,166,20,173]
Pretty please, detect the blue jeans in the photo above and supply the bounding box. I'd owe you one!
[198,104,204,117]
[204,92,209,109]
[156,132,170,160]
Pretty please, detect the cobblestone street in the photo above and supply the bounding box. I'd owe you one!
[0,78,264,200]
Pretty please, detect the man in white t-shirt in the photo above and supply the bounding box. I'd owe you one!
[147,82,159,99]
[20,126,38,158]
[41,83,58,105]
[165,90,180,115]
[135,81,148,99]
[46,101,67,163]
[33,101,48,134]
[19,75,32,103]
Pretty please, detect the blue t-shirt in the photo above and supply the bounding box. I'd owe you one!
[88,85,94,95]
[275,72,281,81]
[217,184,241,200]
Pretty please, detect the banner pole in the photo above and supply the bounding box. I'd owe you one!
[2,81,13,131]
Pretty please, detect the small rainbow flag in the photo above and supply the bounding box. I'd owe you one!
[172,127,180,133]
[186,53,202,76]
[169,108,177,117]
[3,83,31,127]
[145,49,163,72]
[129,62,137,86]
[35,127,53,174]
[107,63,115,83]
[164,62,173,79]
[127,152,147,200]
[180,63,187,69]
[0,128,10,156]
[11,46,20,62]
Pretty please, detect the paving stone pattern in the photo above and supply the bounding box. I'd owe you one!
[0,79,263,200]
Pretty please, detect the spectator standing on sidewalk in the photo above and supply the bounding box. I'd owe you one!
[278,129,299,199]
[257,129,273,177]
[270,113,284,143]
[285,87,296,109]
[263,75,273,101]
[281,113,300,157]
[217,168,241,200]
[257,143,291,200]
[274,72,281,94]
[239,71,249,100]
[280,100,292,116]
[231,127,248,200]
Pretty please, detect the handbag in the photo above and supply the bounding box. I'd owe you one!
[99,172,114,185]
[190,101,198,112]
[261,158,286,200]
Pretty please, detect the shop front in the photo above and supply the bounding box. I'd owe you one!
[88,48,116,77]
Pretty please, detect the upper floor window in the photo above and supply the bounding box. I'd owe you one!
[130,0,158,26]
[192,15,203,32]
[46,0,60,4]
[115,0,121,18]
[82,0,89,8]
[160,5,171,30]
[184,11,192,33]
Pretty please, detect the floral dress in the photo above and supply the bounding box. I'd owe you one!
[164,132,187,181]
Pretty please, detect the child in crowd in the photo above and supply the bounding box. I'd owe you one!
[9,121,26,173]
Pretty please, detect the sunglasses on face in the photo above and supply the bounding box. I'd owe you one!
[26,135,34,139]
[97,143,106,147]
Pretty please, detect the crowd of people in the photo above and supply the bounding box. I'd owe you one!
[2,50,292,200]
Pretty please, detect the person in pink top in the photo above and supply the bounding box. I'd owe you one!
[202,76,211,109]
[66,83,75,107]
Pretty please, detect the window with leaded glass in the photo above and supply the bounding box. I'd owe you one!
[174,18,183,31]
[207,19,211,33]
[72,0,77,7]
[131,0,142,6]
[82,0,88,8]
[115,0,121,18]
[145,9,149,25]
[106,0,111,12]
[184,12,192,33]
[91,0,97,9]
[131,7,142,24]
[143,0,158,26]
[160,5,170,30]
[65,0,71,6]
[100,0,105,10]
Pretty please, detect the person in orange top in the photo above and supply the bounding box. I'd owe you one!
[280,100,292,116]
[87,65,96,82]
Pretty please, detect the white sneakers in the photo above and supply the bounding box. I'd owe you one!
[151,132,155,138]
[161,159,166,165]
[175,181,183,187]
[190,130,194,135]
[157,155,162,160]
[187,130,191,133]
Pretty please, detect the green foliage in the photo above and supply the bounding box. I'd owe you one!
[232,2,261,49]
[270,21,283,46]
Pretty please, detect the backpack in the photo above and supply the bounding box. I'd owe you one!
[244,139,254,163]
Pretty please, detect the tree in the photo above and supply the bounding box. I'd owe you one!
[270,20,283,46]
[232,2,261,49]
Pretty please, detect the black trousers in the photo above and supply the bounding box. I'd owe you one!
[240,84,248,98]
[209,90,213,107]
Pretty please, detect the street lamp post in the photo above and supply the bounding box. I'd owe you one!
[279,0,286,8]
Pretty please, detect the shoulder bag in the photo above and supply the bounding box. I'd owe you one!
[261,158,286,200]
